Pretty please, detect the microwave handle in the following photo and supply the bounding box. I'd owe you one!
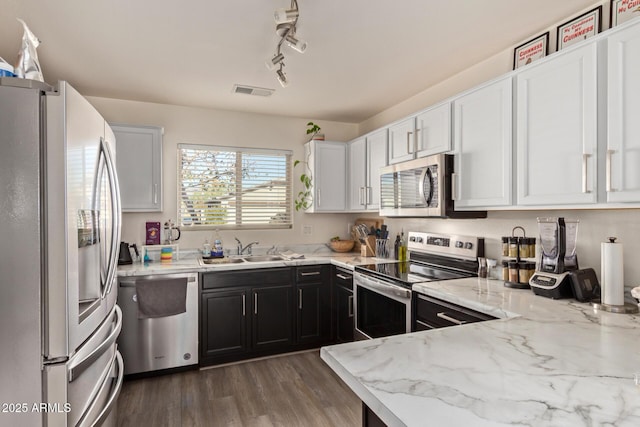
[451,173,459,201]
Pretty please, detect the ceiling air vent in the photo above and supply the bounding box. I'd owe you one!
[232,84,275,97]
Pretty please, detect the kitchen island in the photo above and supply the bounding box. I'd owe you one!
[321,277,640,426]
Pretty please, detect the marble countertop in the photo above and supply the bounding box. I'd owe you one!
[321,277,640,426]
[116,249,387,277]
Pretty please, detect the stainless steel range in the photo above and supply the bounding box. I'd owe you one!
[353,231,484,340]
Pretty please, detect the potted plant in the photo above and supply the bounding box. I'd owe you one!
[293,122,321,211]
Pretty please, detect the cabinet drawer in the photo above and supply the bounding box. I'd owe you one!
[334,267,353,289]
[296,265,327,283]
[202,267,291,290]
[414,293,496,329]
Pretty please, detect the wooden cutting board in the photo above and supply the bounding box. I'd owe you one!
[353,217,384,252]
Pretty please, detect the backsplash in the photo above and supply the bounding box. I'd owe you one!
[379,208,640,301]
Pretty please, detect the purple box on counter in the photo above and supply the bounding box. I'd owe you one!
[145,221,161,245]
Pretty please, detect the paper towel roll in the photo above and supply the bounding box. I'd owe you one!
[601,238,624,306]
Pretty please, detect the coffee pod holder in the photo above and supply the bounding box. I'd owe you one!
[501,226,535,289]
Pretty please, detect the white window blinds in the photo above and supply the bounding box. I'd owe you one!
[178,144,293,229]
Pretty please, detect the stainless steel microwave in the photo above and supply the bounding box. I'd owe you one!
[378,154,486,218]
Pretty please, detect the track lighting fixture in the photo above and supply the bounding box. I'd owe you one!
[265,53,285,71]
[276,67,289,88]
[267,0,306,87]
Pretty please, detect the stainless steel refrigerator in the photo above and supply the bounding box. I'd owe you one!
[0,78,123,427]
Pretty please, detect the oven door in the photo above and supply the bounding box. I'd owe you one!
[354,272,411,340]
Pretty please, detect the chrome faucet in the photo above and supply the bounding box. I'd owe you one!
[235,237,259,255]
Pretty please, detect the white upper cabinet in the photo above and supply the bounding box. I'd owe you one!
[388,103,452,165]
[387,117,415,164]
[306,140,346,212]
[516,42,598,205]
[348,130,387,211]
[606,21,640,202]
[111,124,163,212]
[365,129,388,210]
[415,103,452,157]
[348,137,366,210]
[453,77,513,208]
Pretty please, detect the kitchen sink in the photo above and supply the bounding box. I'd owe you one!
[242,255,285,262]
[199,257,245,265]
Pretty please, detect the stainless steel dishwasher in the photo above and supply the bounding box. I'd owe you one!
[117,272,198,375]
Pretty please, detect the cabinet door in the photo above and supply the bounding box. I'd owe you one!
[201,289,248,359]
[365,129,388,210]
[453,77,513,208]
[348,137,367,211]
[313,141,346,211]
[387,117,416,164]
[335,284,354,343]
[296,282,325,345]
[252,285,293,351]
[516,42,598,205]
[607,22,640,202]
[111,124,163,212]
[415,102,452,157]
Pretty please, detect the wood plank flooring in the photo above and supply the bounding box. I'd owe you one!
[116,350,361,427]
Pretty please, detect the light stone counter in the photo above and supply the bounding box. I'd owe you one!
[116,250,387,277]
[321,277,640,426]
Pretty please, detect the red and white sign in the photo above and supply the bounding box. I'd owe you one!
[514,33,548,69]
[557,7,601,50]
[612,0,640,26]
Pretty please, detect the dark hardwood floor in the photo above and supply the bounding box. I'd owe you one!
[116,350,361,426]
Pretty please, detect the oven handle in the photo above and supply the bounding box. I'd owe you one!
[355,273,411,300]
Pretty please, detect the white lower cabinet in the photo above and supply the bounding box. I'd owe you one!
[516,42,598,206]
[305,141,346,212]
[606,21,640,202]
[453,77,512,208]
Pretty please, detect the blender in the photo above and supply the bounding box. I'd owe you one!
[529,217,579,299]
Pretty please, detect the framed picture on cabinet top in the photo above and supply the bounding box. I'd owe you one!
[556,6,602,50]
[513,32,549,69]
[611,0,640,27]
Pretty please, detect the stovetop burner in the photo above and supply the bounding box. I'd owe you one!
[355,261,475,287]
[354,231,484,287]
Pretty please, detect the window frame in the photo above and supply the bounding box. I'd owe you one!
[177,143,293,230]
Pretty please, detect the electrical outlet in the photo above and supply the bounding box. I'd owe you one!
[347,222,352,236]
[303,225,313,235]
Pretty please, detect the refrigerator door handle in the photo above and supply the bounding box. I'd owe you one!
[101,137,122,297]
[68,305,122,381]
[76,351,124,427]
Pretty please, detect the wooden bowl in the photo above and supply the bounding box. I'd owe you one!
[329,239,355,253]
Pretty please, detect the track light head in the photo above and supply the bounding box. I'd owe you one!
[285,33,307,53]
[274,8,299,24]
[276,68,289,88]
[265,53,285,71]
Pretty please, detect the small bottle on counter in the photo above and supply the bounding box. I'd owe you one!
[394,233,401,260]
[502,260,510,281]
[508,237,519,257]
[519,237,530,258]
[398,232,407,262]
[202,240,211,257]
[501,237,509,257]
[508,261,519,283]
[213,229,223,257]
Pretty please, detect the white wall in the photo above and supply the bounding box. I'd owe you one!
[87,96,359,250]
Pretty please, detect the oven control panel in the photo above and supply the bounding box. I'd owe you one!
[408,231,483,260]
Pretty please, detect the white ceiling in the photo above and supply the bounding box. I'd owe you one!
[0,0,599,123]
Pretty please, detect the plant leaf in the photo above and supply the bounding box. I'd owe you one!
[293,160,300,167]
